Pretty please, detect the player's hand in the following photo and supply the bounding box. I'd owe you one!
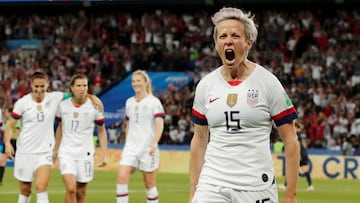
[4,144,14,159]
[52,150,58,163]
[89,95,104,112]
[149,144,157,155]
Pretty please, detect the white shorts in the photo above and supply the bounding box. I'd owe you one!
[59,157,94,183]
[119,148,159,172]
[14,151,53,182]
[192,182,278,203]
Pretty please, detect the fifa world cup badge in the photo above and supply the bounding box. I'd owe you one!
[227,94,237,107]
[73,112,79,119]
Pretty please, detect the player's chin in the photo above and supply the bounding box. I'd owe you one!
[224,61,236,67]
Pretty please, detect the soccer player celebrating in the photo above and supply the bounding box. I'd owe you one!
[189,7,300,203]
[53,74,107,203]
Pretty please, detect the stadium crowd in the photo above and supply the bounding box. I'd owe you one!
[0,5,360,155]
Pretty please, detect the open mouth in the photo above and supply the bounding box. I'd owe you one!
[225,49,235,61]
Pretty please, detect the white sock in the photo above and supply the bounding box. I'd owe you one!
[146,187,159,203]
[17,194,31,203]
[116,184,128,203]
[36,191,49,203]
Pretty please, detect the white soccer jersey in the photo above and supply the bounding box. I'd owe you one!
[12,92,64,153]
[56,98,105,160]
[191,65,297,191]
[124,94,165,152]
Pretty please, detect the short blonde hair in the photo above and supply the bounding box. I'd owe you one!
[211,7,258,43]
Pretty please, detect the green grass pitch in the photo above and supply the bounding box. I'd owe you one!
[0,167,358,203]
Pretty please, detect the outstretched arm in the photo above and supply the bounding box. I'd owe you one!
[88,94,104,112]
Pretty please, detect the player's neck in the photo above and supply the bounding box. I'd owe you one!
[221,60,255,81]
[31,94,44,103]
[72,97,87,107]
[135,92,148,101]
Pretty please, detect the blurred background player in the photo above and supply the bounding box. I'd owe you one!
[0,106,21,186]
[278,119,314,191]
[53,74,107,203]
[4,71,69,203]
[4,71,103,203]
[0,108,4,186]
[116,70,165,203]
[5,106,22,155]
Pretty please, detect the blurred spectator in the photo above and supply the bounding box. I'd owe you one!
[168,125,186,144]
[350,113,360,136]
[342,137,354,156]
[107,123,120,144]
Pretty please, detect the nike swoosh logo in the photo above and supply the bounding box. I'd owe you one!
[209,97,219,103]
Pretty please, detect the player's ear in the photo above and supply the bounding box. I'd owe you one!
[245,39,252,51]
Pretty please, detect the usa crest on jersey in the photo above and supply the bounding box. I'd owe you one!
[247,89,259,106]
